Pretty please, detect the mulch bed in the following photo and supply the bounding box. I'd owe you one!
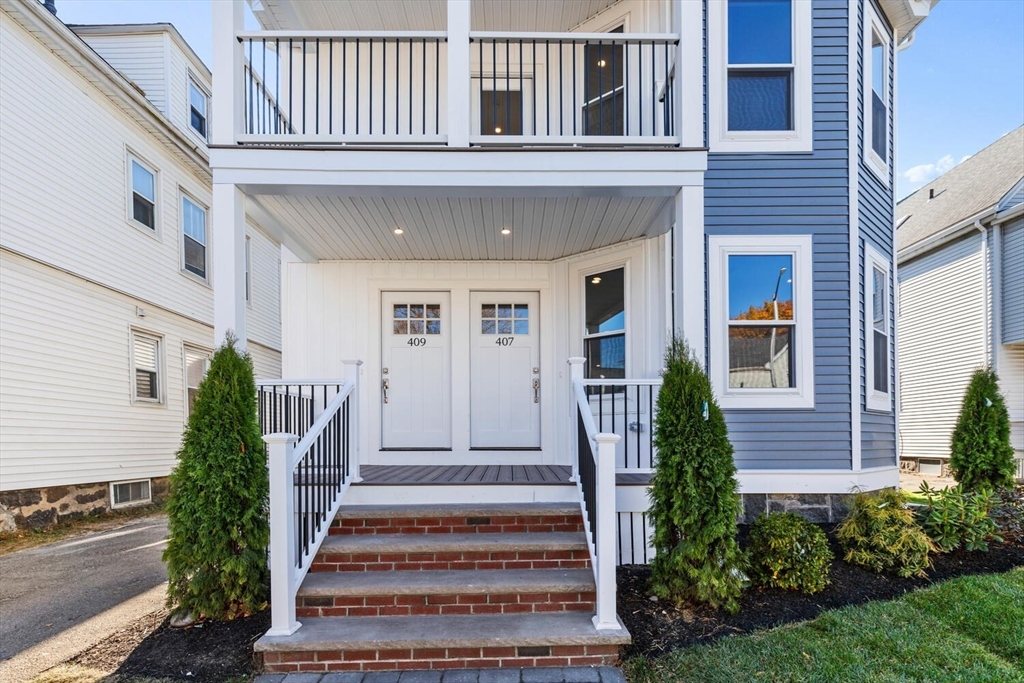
[70,606,270,682]
[618,527,1024,660]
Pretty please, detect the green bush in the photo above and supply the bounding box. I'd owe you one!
[835,489,935,578]
[916,482,1001,553]
[649,336,745,613]
[747,512,833,594]
[950,368,1016,491]
[163,335,269,620]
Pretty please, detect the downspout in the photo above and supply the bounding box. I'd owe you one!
[976,220,991,368]
[991,223,1003,374]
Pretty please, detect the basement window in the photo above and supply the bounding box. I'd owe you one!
[111,479,152,508]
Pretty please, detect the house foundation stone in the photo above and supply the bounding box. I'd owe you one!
[738,493,855,525]
[0,476,169,530]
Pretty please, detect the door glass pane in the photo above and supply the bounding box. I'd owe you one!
[481,304,496,318]
[728,0,792,65]
[583,31,624,136]
[497,304,512,318]
[514,320,529,335]
[514,304,529,318]
[585,335,625,379]
[728,254,793,321]
[480,89,523,135]
[426,320,441,334]
[481,319,496,334]
[409,304,424,318]
[585,268,625,334]
[728,70,792,131]
[497,320,512,334]
[728,325,795,388]
[426,304,441,319]
[410,320,425,334]
[393,305,408,319]
[393,320,408,334]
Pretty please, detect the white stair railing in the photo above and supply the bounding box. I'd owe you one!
[568,358,620,631]
[263,362,362,636]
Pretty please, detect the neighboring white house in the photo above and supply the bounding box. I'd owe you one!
[0,0,283,528]
[897,126,1024,478]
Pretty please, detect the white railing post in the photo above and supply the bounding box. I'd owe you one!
[342,360,364,482]
[264,432,300,636]
[593,432,621,631]
[567,358,586,483]
[447,0,471,147]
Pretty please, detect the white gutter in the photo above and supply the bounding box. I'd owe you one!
[896,206,998,263]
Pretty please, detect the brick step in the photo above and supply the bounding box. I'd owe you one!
[297,569,597,617]
[332,503,585,536]
[312,532,591,572]
[255,612,629,673]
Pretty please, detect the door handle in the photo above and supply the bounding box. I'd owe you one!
[532,377,540,403]
[382,378,389,404]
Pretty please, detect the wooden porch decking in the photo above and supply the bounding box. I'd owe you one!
[356,465,654,486]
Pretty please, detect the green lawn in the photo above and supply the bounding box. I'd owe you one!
[625,567,1024,683]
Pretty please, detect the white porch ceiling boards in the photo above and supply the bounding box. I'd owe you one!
[254,194,670,261]
[251,0,622,32]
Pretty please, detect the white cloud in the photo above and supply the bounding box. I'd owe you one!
[903,154,958,185]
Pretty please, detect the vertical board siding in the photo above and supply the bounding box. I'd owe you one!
[897,234,988,461]
[705,0,852,469]
[857,0,897,468]
[1002,218,1024,343]
[247,224,283,351]
[78,33,168,114]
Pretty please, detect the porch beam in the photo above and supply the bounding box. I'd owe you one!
[212,183,248,349]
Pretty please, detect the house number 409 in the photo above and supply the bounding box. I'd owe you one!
[406,337,427,347]
[495,337,514,346]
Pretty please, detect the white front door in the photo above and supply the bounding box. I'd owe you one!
[470,292,541,449]
[381,292,451,449]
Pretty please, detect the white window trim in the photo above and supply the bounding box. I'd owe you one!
[245,235,253,307]
[708,0,813,153]
[863,3,891,184]
[865,243,891,412]
[709,234,816,409]
[130,329,165,405]
[182,342,212,420]
[110,479,152,509]
[179,190,211,286]
[125,150,160,237]
[188,73,210,142]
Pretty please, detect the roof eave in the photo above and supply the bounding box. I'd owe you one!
[879,0,937,41]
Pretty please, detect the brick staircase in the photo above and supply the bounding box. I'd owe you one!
[255,503,630,674]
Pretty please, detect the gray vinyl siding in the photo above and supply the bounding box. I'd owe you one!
[858,0,897,469]
[705,0,852,470]
[1003,218,1024,343]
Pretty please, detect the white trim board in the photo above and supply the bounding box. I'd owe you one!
[342,483,578,506]
[736,466,899,494]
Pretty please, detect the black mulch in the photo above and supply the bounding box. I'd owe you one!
[618,527,1024,659]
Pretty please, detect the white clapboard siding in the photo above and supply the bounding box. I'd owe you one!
[77,32,168,114]
[0,251,281,491]
[1002,218,1024,343]
[1000,343,1024,452]
[898,233,989,461]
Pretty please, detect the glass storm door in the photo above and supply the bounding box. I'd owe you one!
[381,292,452,449]
[470,291,541,449]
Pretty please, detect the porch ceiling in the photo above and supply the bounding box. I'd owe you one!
[252,194,671,261]
[251,0,622,32]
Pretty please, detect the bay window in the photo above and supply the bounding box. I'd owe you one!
[865,245,891,412]
[865,6,891,180]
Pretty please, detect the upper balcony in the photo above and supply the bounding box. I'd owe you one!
[217,0,700,152]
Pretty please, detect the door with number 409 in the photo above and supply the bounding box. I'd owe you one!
[470,291,541,449]
[381,292,451,449]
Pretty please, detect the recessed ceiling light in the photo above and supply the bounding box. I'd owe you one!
[494,126,502,134]
[591,277,602,284]
[393,228,404,235]
[501,228,511,236]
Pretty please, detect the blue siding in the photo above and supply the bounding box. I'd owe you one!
[705,0,852,470]
[1003,218,1024,344]
[858,0,897,469]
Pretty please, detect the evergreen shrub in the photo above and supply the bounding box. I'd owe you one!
[836,488,934,578]
[649,336,745,613]
[747,512,833,593]
[949,368,1016,491]
[916,482,1001,552]
[163,334,269,620]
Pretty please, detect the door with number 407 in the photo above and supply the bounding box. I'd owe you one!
[470,291,541,449]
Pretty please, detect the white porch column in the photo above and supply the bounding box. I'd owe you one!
[593,432,621,631]
[342,359,364,483]
[213,183,247,349]
[673,186,706,365]
[264,433,300,636]
[211,0,244,145]
[447,0,471,148]
[568,357,586,483]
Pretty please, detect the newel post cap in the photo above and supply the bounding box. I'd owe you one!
[263,433,299,446]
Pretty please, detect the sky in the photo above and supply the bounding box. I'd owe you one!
[52,0,1024,201]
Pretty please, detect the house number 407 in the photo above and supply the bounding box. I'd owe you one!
[495,337,514,346]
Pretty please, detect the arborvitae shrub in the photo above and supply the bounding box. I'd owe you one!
[949,368,1016,491]
[649,336,744,613]
[163,335,269,620]
[747,512,833,594]
[836,489,934,578]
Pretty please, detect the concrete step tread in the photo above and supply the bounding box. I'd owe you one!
[254,612,630,652]
[320,532,588,555]
[298,569,596,597]
[336,503,582,520]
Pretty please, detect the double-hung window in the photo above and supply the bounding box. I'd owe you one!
[181,194,207,280]
[864,6,891,180]
[189,78,208,139]
[865,245,891,411]
[132,331,163,404]
[709,235,815,409]
[128,155,157,231]
[584,267,626,380]
[184,345,211,417]
[709,0,811,152]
